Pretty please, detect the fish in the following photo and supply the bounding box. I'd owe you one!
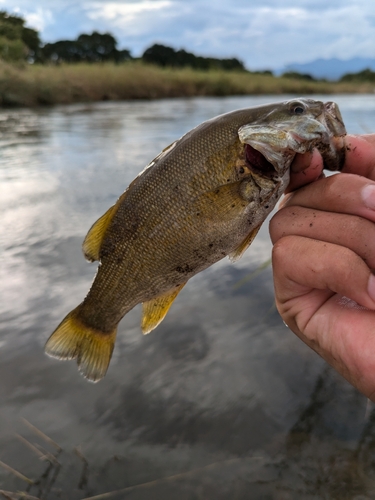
[45,98,346,382]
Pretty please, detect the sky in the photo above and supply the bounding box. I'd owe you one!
[1,0,375,71]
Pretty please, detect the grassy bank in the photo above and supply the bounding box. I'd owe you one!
[0,60,373,107]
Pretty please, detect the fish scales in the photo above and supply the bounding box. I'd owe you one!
[81,115,250,325]
[45,98,347,381]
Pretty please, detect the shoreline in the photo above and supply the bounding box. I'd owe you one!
[0,61,373,108]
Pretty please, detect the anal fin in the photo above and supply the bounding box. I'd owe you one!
[228,225,261,263]
[141,284,185,334]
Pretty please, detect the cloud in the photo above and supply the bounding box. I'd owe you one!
[23,7,54,32]
[87,0,173,20]
[85,1,175,32]
[0,0,374,69]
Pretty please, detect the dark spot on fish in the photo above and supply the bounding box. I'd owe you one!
[208,243,214,248]
[310,223,313,227]
[227,179,230,182]
[231,204,236,208]
[193,249,204,260]
[116,256,123,264]
[100,240,116,258]
[265,205,269,209]
[176,264,194,273]
[174,185,180,191]
[196,212,200,216]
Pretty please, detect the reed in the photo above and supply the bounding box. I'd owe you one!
[0,60,373,107]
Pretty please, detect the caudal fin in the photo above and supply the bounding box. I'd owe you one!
[45,306,116,382]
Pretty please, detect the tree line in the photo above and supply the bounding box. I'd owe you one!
[1,9,374,81]
[0,10,244,71]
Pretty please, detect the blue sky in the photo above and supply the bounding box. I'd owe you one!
[1,0,374,70]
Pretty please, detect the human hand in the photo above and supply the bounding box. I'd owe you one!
[269,134,375,400]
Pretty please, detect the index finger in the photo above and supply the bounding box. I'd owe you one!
[286,134,375,193]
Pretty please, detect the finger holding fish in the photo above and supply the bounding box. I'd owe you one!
[287,133,375,193]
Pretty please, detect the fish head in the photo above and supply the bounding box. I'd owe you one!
[238,98,347,188]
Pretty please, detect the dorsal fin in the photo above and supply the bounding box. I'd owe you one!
[82,188,130,262]
[228,225,261,262]
[141,283,186,334]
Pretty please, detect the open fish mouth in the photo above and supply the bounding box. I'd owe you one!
[244,143,277,178]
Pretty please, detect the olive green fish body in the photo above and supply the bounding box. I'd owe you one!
[45,98,346,381]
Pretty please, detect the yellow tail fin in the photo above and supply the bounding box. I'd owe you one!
[45,306,116,382]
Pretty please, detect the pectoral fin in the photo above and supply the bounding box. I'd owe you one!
[196,181,247,218]
[141,284,186,334]
[228,225,261,262]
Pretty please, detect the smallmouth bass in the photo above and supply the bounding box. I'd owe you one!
[45,98,346,381]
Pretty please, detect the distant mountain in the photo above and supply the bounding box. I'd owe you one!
[278,57,375,81]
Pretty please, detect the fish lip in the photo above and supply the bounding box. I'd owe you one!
[288,130,311,146]
[321,101,347,139]
[323,101,346,135]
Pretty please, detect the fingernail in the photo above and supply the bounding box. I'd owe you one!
[362,185,375,210]
[368,274,375,301]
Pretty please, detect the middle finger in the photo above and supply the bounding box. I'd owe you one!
[270,205,375,271]
[280,173,375,224]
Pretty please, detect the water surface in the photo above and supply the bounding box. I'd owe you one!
[1,95,375,499]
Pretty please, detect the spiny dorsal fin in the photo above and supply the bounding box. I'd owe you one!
[141,284,186,334]
[82,189,130,262]
[228,225,261,263]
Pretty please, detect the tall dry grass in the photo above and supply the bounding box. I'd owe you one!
[0,60,373,107]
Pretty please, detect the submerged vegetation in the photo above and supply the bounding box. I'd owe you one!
[0,9,374,107]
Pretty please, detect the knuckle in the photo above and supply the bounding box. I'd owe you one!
[272,236,294,263]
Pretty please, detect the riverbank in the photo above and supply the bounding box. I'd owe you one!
[0,60,373,107]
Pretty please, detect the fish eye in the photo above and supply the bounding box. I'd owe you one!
[291,104,305,115]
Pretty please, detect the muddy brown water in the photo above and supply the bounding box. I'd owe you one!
[1,95,375,499]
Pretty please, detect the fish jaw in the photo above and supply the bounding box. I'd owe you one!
[237,115,331,180]
[238,100,347,178]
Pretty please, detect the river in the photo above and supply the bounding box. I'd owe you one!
[1,94,375,499]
